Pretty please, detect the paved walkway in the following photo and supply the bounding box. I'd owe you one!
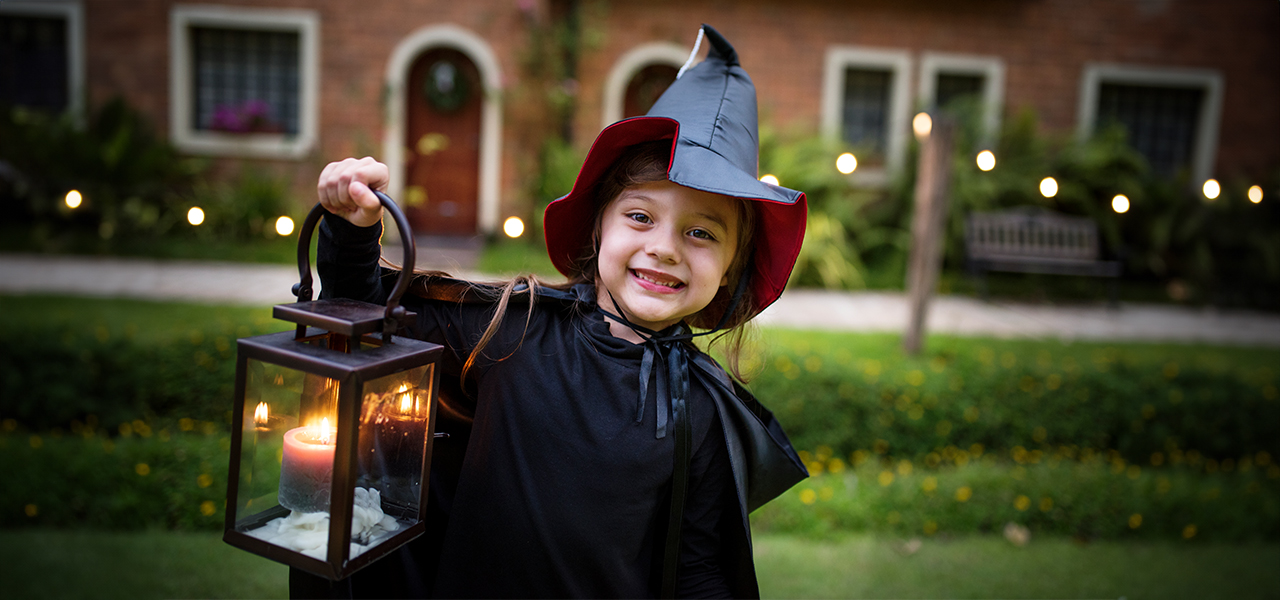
[3,253,1279,347]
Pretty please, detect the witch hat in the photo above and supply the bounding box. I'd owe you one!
[544,24,807,325]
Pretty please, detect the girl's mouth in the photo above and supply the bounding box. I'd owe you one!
[631,269,685,291]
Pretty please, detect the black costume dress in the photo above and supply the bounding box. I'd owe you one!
[305,215,744,598]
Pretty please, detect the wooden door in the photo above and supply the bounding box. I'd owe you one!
[623,64,678,118]
[404,48,482,235]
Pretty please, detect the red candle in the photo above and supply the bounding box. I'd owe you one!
[278,419,336,513]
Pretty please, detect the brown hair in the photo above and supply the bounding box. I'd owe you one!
[457,140,760,382]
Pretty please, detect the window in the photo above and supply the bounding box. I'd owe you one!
[917,53,1005,143]
[170,5,318,158]
[822,46,912,182]
[0,1,83,118]
[601,42,687,130]
[1077,64,1222,183]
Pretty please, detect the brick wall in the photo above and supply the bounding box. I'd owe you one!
[79,0,1279,220]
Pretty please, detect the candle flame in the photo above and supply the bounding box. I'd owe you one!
[319,417,333,445]
[254,402,269,427]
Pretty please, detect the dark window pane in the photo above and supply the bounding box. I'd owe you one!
[841,68,891,154]
[0,15,69,112]
[192,26,300,135]
[936,73,983,111]
[623,64,678,118]
[1096,83,1202,178]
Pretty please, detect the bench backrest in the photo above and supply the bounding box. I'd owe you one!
[965,209,1101,261]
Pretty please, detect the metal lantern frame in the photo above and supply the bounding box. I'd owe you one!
[223,192,442,580]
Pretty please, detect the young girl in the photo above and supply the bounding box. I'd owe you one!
[309,25,807,599]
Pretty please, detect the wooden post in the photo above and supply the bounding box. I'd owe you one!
[903,117,955,356]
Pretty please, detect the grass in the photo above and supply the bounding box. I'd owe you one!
[0,529,1274,600]
[754,533,1280,599]
[0,225,306,265]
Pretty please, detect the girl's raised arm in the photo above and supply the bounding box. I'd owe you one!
[316,156,388,228]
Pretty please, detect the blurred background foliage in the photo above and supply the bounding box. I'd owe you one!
[0,100,299,260]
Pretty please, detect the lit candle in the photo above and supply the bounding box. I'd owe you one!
[360,386,428,484]
[278,418,336,513]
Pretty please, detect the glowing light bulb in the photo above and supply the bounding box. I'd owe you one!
[187,207,205,226]
[1039,177,1058,198]
[1202,179,1220,200]
[503,216,525,238]
[275,216,294,236]
[1247,185,1263,204]
[912,112,933,140]
[759,174,780,186]
[836,152,857,174]
[1111,194,1130,214]
[976,150,996,172]
[65,190,83,209]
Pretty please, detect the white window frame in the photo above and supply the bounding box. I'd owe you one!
[0,0,85,123]
[1076,63,1223,184]
[169,5,319,159]
[821,46,913,186]
[917,52,1005,144]
[600,41,688,130]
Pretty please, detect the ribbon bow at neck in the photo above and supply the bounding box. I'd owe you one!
[597,299,697,440]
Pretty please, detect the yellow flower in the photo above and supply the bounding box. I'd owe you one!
[1039,497,1053,512]
[923,520,938,535]
[28,435,43,449]
[135,463,151,476]
[200,500,217,516]
[1182,524,1197,539]
[1014,495,1031,511]
[24,504,38,517]
[955,486,973,502]
[878,471,895,487]
[179,418,195,432]
[197,474,213,488]
[922,476,938,493]
[1129,514,1143,529]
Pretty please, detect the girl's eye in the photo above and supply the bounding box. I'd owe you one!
[689,228,716,241]
[627,213,651,224]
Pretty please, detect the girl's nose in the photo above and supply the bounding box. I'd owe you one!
[646,228,680,263]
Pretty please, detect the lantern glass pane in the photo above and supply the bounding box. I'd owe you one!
[349,363,435,549]
[234,358,342,560]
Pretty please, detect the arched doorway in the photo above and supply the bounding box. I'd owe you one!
[622,63,678,118]
[403,47,482,235]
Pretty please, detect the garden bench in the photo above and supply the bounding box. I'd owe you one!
[964,207,1121,303]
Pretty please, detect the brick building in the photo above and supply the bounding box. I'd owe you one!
[3,0,1277,236]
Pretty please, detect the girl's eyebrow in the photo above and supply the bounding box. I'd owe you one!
[695,211,730,232]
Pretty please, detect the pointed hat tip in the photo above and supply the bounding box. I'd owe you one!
[700,24,738,67]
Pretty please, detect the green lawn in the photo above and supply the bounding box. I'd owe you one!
[1,530,1274,599]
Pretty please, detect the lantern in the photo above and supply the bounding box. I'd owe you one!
[223,192,442,580]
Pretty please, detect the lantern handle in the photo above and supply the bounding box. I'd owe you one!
[293,191,416,342]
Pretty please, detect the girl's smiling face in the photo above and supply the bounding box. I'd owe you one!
[595,179,741,340]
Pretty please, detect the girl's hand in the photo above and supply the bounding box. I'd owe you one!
[317,157,389,228]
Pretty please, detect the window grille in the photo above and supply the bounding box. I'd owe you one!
[935,73,983,111]
[0,14,68,112]
[192,27,300,135]
[1095,83,1202,178]
[841,68,891,154]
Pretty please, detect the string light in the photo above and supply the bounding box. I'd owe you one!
[1039,177,1058,198]
[1111,194,1130,214]
[187,207,205,226]
[65,190,83,209]
[912,112,932,140]
[1202,179,1220,200]
[1248,185,1263,204]
[976,150,996,172]
[836,153,857,174]
[759,174,780,186]
[503,216,525,238]
[275,216,295,236]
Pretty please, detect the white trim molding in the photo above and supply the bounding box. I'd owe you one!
[383,24,504,236]
[821,45,913,185]
[600,41,688,130]
[1076,63,1223,184]
[0,1,85,123]
[168,4,320,159]
[917,52,1005,144]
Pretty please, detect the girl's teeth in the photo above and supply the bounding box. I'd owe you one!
[635,271,680,288]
